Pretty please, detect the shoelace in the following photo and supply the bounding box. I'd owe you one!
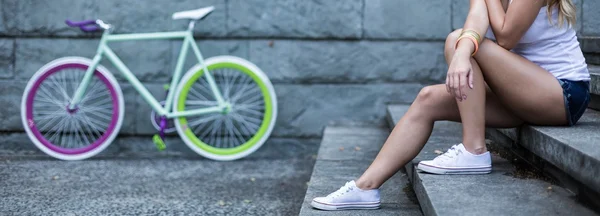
[436,144,463,161]
[326,181,354,198]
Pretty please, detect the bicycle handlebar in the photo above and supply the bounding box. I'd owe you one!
[65,19,100,32]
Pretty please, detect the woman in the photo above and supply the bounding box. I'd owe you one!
[311,0,589,211]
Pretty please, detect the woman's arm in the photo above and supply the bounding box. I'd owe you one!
[455,0,490,58]
[485,0,545,49]
[446,0,489,99]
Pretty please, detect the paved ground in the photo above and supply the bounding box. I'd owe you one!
[0,135,320,216]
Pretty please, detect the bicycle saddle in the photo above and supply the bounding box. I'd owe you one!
[172,6,215,20]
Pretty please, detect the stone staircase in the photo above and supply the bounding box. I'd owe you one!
[298,127,421,216]
[299,38,600,215]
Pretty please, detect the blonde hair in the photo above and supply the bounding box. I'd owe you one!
[547,0,577,28]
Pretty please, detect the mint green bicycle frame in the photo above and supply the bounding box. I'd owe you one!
[68,28,228,118]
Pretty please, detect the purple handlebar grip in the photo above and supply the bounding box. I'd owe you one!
[65,19,96,27]
[80,25,100,32]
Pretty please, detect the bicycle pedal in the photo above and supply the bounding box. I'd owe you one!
[152,134,166,151]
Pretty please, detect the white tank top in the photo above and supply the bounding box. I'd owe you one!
[485,4,590,81]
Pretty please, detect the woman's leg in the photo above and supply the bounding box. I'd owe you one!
[355,29,523,189]
[474,39,568,126]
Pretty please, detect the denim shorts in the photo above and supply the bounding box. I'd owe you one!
[557,79,590,126]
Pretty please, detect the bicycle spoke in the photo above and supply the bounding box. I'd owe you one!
[192,117,212,135]
[69,69,81,100]
[188,114,221,127]
[198,118,217,142]
[80,115,104,139]
[224,117,244,146]
[81,104,113,113]
[58,117,72,148]
[35,110,65,130]
[229,76,253,102]
[226,69,243,100]
[234,88,262,104]
[86,97,113,108]
[48,75,71,101]
[231,115,253,136]
[222,70,233,100]
[81,114,108,132]
[34,99,62,110]
[78,114,101,141]
[38,112,67,132]
[235,105,264,117]
[232,112,262,125]
[86,110,113,122]
[68,118,77,148]
[228,113,254,135]
[35,109,65,116]
[33,95,61,105]
[210,118,223,148]
[230,113,260,132]
[44,116,68,140]
[73,117,91,146]
[189,86,211,101]
[196,82,214,99]
[79,80,104,104]
[38,85,65,107]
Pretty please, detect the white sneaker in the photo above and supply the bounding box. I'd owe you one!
[417,143,491,174]
[310,181,380,211]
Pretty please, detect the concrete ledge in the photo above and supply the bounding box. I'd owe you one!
[299,126,422,216]
[591,66,600,111]
[517,109,600,194]
[590,94,600,111]
[590,66,600,96]
[387,105,597,216]
[580,37,600,54]
[585,54,600,65]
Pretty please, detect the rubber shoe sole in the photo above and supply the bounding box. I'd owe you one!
[417,162,491,175]
[310,200,380,211]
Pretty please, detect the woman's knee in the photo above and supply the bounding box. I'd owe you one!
[412,85,457,121]
[445,29,463,60]
[413,85,444,114]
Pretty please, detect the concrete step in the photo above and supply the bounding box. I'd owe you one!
[581,37,600,54]
[487,108,600,201]
[387,105,597,216]
[585,53,600,65]
[581,37,600,64]
[589,66,600,110]
[298,126,422,216]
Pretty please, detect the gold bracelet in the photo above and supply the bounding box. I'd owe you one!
[455,34,479,56]
[461,29,482,44]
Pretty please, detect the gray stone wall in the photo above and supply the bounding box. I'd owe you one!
[0,0,596,138]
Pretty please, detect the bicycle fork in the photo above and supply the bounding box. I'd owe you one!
[68,54,103,110]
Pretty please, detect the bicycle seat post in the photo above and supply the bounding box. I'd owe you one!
[188,21,196,31]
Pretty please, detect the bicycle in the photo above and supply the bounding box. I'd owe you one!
[20,6,278,161]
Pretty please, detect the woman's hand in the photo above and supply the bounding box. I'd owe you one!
[446,49,474,101]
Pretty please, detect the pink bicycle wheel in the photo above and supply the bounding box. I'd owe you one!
[22,58,123,160]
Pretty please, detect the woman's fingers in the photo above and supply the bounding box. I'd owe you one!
[459,71,468,100]
[452,74,461,101]
[468,68,474,89]
[446,74,450,93]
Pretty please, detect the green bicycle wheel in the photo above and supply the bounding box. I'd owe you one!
[174,56,277,161]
